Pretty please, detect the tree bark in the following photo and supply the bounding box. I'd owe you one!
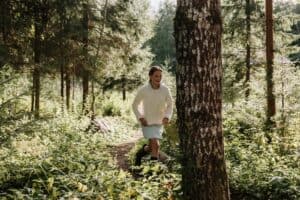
[72,66,75,112]
[33,13,42,118]
[245,0,252,100]
[82,2,89,114]
[66,66,71,111]
[0,0,10,43]
[60,52,64,113]
[265,0,276,127]
[82,69,89,114]
[31,76,35,112]
[59,6,66,113]
[175,0,230,199]
[122,75,126,101]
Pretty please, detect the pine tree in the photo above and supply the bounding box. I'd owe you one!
[265,0,276,128]
[148,0,176,73]
[175,0,230,199]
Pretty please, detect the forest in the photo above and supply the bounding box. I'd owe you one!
[0,0,299,199]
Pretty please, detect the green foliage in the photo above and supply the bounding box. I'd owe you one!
[102,101,122,117]
[1,1,300,199]
[288,3,300,66]
[225,130,300,199]
[147,0,176,73]
[0,65,30,120]
[128,140,182,199]
[223,98,300,199]
[0,113,183,199]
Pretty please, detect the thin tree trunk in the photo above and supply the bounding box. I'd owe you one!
[72,66,75,112]
[60,55,64,113]
[90,0,108,116]
[91,79,95,120]
[175,0,230,199]
[33,18,42,118]
[82,2,89,114]
[59,7,66,113]
[33,65,40,118]
[82,69,89,114]
[0,0,9,43]
[66,66,71,110]
[245,0,252,100]
[265,0,276,128]
[31,74,35,112]
[122,75,126,101]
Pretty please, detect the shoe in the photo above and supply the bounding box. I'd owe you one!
[135,144,149,166]
[150,156,158,161]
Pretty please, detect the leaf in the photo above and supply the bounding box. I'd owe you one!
[47,177,54,191]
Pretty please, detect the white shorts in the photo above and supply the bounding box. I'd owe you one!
[142,125,163,139]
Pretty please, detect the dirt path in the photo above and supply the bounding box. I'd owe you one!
[110,131,143,171]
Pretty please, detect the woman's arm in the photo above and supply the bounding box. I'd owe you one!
[132,88,144,120]
[164,87,173,120]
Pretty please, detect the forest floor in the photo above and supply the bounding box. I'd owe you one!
[109,131,143,171]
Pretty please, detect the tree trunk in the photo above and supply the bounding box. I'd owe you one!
[60,54,64,113]
[245,0,252,100]
[72,66,75,112]
[0,0,10,43]
[66,66,71,110]
[59,6,66,113]
[122,75,126,101]
[265,0,276,128]
[82,3,89,114]
[33,18,42,118]
[82,70,89,114]
[175,0,230,199]
[91,79,95,120]
[31,76,35,112]
[33,65,40,118]
[90,0,108,115]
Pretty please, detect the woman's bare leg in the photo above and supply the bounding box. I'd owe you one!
[149,138,160,159]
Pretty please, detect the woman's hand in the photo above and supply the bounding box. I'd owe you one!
[162,117,169,125]
[139,118,148,126]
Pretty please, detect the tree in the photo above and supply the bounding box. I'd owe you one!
[222,0,265,102]
[81,1,90,114]
[148,0,176,73]
[31,0,52,118]
[289,3,300,66]
[174,0,230,199]
[265,0,276,127]
[245,0,253,99]
[96,0,153,97]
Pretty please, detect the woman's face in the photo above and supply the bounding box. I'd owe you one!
[150,70,162,87]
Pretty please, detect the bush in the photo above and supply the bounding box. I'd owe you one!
[102,101,121,116]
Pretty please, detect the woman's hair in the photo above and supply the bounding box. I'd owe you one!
[148,66,162,76]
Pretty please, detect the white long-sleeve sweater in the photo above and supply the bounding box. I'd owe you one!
[132,83,173,125]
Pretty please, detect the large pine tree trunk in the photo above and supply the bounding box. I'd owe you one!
[245,0,252,100]
[175,0,230,199]
[265,0,276,127]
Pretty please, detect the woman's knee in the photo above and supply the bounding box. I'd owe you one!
[150,139,159,148]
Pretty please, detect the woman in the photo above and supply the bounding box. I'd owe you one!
[132,66,173,165]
